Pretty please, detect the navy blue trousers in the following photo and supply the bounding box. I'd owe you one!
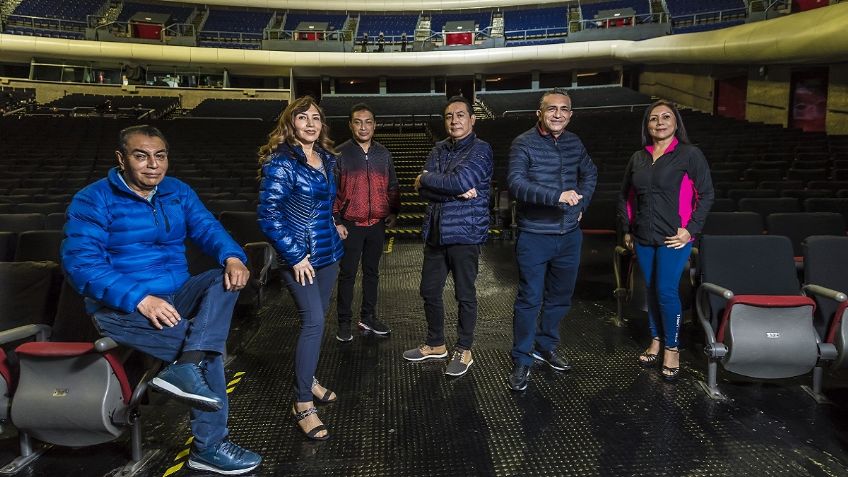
[634,242,692,348]
[93,269,238,452]
[511,229,582,365]
[282,261,339,402]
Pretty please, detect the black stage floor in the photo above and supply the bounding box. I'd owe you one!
[2,236,847,476]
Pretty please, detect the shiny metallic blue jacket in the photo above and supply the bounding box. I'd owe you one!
[258,143,344,269]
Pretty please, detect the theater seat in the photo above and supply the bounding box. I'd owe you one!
[803,236,848,369]
[1,335,161,475]
[696,235,836,401]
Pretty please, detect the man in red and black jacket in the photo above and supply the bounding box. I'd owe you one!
[334,103,401,342]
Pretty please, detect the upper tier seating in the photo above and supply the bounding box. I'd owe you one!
[666,0,747,33]
[580,0,651,20]
[11,0,103,22]
[429,12,492,33]
[503,7,568,39]
[118,2,193,25]
[283,13,347,31]
[357,14,418,37]
[200,9,273,40]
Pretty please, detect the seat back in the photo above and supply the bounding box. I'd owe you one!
[0,213,45,233]
[0,261,62,329]
[699,235,819,378]
[701,212,763,236]
[766,212,846,256]
[11,342,129,447]
[0,231,17,262]
[738,197,800,219]
[219,211,266,245]
[803,235,848,368]
[0,348,11,422]
[13,230,64,263]
[44,212,66,230]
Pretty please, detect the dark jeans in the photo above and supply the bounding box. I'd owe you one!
[634,242,692,348]
[337,220,386,324]
[511,230,582,365]
[419,243,480,350]
[92,269,238,451]
[282,261,339,402]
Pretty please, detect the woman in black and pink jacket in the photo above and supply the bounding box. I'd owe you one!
[617,100,714,382]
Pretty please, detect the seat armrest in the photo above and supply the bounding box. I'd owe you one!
[700,282,734,300]
[94,337,119,352]
[818,342,838,362]
[695,282,735,345]
[0,324,51,345]
[803,284,848,303]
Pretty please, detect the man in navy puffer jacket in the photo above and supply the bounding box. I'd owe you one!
[402,96,493,378]
[506,89,598,392]
[62,125,261,475]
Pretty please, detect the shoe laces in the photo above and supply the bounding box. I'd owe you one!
[197,362,213,390]
[451,349,468,363]
[217,441,247,460]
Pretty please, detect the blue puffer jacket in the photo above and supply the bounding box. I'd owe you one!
[419,132,493,245]
[62,167,247,314]
[258,143,344,269]
[508,126,598,235]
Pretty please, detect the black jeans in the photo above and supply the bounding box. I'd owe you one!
[336,220,386,324]
[419,243,480,350]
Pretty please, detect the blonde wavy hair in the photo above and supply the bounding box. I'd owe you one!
[258,96,336,167]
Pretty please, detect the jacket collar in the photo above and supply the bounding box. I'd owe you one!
[443,132,476,151]
[281,142,331,164]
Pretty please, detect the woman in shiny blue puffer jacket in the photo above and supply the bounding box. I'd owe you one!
[257,96,343,441]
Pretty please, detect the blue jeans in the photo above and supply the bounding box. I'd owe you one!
[92,269,239,452]
[633,242,693,348]
[282,261,339,402]
[511,229,582,365]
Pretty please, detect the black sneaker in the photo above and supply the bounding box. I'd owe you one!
[531,349,571,372]
[336,322,353,342]
[508,363,531,391]
[358,316,390,335]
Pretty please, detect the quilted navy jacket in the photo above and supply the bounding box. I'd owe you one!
[258,143,344,269]
[508,126,598,235]
[419,132,493,245]
[62,167,247,314]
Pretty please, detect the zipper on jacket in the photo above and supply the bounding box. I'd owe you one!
[365,152,372,224]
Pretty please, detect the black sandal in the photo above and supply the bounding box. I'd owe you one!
[638,337,661,368]
[312,378,337,404]
[661,347,680,382]
[292,405,329,441]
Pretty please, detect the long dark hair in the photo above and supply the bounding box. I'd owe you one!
[258,96,336,166]
[640,100,690,147]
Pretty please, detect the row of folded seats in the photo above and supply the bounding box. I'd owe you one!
[0,210,275,472]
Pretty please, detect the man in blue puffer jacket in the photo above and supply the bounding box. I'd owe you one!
[402,96,493,378]
[506,89,598,392]
[62,125,261,475]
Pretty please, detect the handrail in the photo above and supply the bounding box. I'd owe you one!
[6,13,86,29]
[573,12,661,30]
[670,7,746,24]
[502,26,568,40]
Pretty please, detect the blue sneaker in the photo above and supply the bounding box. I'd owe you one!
[187,440,262,475]
[149,362,223,412]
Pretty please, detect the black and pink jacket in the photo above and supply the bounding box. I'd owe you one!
[617,138,715,246]
[333,139,400,227]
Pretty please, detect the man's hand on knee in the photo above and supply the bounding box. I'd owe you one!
[224,257,250,291]
[137,296,181,329]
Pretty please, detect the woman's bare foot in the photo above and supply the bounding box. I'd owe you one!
[311,379,337,403]
[638,337,662,366]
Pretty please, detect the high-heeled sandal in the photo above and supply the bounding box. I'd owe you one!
[638,337,662,368]
[292,405,329,441]
[661,347,680,382]
[312,378,337,404]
